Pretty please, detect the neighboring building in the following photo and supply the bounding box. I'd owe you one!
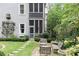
[0,3,47,38]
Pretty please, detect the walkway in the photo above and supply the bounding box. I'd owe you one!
[8,41,31,56]
[32,47,40,56]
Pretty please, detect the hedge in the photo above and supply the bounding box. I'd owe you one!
[0,51,5,56]
[34,35,40,42]
[0,36,29,41]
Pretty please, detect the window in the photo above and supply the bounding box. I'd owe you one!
[29,20,34,26]
[39,3,43,12]
[39,20,43,33]
[6,13,11,19]
[20,24,24,33]
[35,20,38,33]
[30,27,34,33]
[20,4,24,14]
[29,3,33,12]
[34,3,38,12]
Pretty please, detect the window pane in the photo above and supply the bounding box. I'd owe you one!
[6,14,11,19]
[39,20,42,33]
[21,29,24,33]
[29,20,34,26]
[34,3,38,12]
[30,27,34,33]
[39,3,43,12]
[20,24,24,28]
[35,20,38,33]
[20,24,24,33]
[29,3,33,12]
[20,5,24,14]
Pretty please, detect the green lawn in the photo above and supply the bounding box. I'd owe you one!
[15,41,38,56]
[0,40,38,56]
[0,41,24,55]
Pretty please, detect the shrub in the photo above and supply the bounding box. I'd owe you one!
[66,44,79,56]
[0,37,29,41]
[47,38,52,43]
[34,35,40,42]
[66,47,76,56]
[9,34,17,38]
[24,35,29,41]
[40,32,49,38]
[0,51,5,56]
[64,38,74,49]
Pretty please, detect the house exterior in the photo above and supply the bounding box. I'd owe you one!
[0,3,47,38]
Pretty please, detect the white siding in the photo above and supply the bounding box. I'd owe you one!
[0,3,29,38]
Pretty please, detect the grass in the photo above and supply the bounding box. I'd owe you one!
[0,41,24,55]
[15,40,38,56]
[0,40,38,56]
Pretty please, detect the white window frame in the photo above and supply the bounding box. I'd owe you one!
[19,24,25,34]
[19,4,25,15]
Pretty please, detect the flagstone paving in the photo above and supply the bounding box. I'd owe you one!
[0,44,6,50]
[8,41,31,56]
[32,47,40,56]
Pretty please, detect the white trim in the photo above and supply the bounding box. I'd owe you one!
[18,3,26,15]
[33,3,39,13]
[38,3,39,13]
[33,3,34,13]
[38,20,39,34]
[19,24,25,36]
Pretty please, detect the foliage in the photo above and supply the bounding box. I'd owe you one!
[47,38,52,43]
[66,47,76,56]
[2,19,15,38]
[0,37,29,41]
[64,38,74,49]
[52,4,79,45]
[66,44,79,56]
[34,35,40,42]
[0,51,5,56]
[40,32,49,39]
[47,4,62,38]
[24,35,29,41]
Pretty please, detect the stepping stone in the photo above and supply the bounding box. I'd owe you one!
[20,47,25,49]
[12,51,19,53]
[23,45,26,47]
[17,49,22,51]
[9,53,15,56]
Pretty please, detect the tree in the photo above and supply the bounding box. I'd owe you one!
[54,4,79,45]
[47,4,62,39]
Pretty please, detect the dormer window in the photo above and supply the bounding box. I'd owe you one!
[6,14,11,20]
[20,4,24,14]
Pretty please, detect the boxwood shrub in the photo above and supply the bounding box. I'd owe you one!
[0,51,5,56]
[34,35,40,42]
[47,38,52,43]
[40,32,49,39]
[0,36,29,41]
